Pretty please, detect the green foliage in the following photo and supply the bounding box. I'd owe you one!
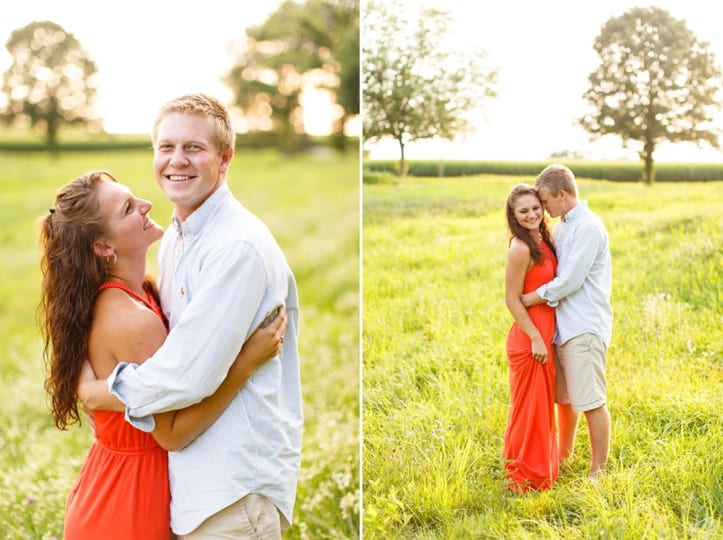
[362,0,497,175]
[1,21,98,151]
[580,6,723,184]
[224,0,359,151]
[0,149,359,539]
[364,159,723,182]
[363,174,723,538]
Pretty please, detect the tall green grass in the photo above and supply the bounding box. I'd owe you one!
[363,175,722,538]
[0,148,360,539]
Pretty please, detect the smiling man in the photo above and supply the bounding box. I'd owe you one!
[105,93,302,538]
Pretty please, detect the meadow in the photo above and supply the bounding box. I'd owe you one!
[0,148,360,539]
[363,173,722,538]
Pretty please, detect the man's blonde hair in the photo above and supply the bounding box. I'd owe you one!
[534,163,578,197]
[152,93,235,155]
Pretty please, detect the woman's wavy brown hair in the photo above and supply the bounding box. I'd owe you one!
[38,170,116,429]
[505,183,554,264]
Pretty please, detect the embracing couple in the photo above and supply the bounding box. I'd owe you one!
[39,93,302,539]
[502,163,613,492]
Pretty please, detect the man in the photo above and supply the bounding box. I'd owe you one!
[521,163,612,479]
[83,93,303,538]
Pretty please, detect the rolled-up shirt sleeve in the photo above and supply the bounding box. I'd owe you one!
[108,239,266,431]
[537,223,600,306]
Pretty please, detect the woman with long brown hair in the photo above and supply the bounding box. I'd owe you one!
[502,183,559,492]
[39,170,285,539]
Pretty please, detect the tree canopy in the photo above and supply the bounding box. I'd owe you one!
[362,0,497,175]
[224,0,359,152]
[1,21,98,151]
[580,6,722,183]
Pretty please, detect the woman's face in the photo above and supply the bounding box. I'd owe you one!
[95,178,164,258]
[512,193,543,234]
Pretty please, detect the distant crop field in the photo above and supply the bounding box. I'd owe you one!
[0,148,360,539]
[363,173,722,538]
[364,159,723,182]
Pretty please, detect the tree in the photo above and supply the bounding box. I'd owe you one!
[362,0,497,176]
[580,7,722,184]
[1,21,98,152]
[224,0,359,152]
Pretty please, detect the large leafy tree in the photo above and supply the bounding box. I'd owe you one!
[580,6,722,184]
[224,0,359,152]
[363,0,497,176]
[1,21,98,151]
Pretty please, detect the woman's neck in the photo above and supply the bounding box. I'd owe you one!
[106,256,147,295]
[528,229,542,243]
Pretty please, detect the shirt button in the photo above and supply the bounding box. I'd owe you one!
[180,286,185,297]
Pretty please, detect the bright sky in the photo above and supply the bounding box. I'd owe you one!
[365,0,723,163]
[0,0,342,135]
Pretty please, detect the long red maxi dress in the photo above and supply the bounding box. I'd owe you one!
[503,242,559,492]
[64,282,171,539]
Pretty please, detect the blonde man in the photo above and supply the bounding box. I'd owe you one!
[521,163,612,479]
[82,94,302,538]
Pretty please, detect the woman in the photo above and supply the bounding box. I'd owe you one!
[502,183,558,492]
[38,170,286,539]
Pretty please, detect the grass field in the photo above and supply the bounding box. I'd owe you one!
[363,174,722,538]
[0,148,360,539]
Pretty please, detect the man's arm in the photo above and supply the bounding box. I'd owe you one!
[109,240,267,421]
[153,308,287,451]
[524,224,601,307]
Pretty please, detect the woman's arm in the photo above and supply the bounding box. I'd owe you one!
[505,239,548,364]
[152,307,287,451]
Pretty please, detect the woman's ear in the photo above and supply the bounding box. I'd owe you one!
[92,240,114,258]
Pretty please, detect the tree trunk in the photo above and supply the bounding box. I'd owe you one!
[641,139,655,184]
[397,138,407,177]
[46,122,59,156]
[331,113,348,152]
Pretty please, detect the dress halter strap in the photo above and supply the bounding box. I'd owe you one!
[99,281,167,328]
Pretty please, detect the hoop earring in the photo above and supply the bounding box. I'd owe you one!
[106,253,117,265]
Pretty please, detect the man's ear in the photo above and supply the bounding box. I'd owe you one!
[92,240,114,258]
[219,148,234,174]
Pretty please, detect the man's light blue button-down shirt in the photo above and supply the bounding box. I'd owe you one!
[536,201,613,346]
[107,183,303,534]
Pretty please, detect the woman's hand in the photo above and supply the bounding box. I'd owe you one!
[77,359,98,432]
[531,335,548,364]
[230,307,288,377]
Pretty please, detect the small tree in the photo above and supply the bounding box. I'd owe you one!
[363,0,497,175]
[1,21,98,152]
[580,7,722,184]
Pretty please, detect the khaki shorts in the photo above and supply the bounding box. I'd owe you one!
[555,333,607,413]
[178,493,289,540]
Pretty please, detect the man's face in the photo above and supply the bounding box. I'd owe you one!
[152,112,232,222]
[537,186,564,218]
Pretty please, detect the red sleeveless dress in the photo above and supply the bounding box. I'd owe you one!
[503,242,559,492]
[64,282,171,539]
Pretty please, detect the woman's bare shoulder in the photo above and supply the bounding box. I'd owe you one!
[89,289,166,373]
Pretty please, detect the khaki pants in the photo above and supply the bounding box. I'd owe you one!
[555,332,607,413]
[178,493,289,540]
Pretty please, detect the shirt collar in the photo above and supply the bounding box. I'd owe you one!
[561,200,587,222]
[172,183,231,235]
